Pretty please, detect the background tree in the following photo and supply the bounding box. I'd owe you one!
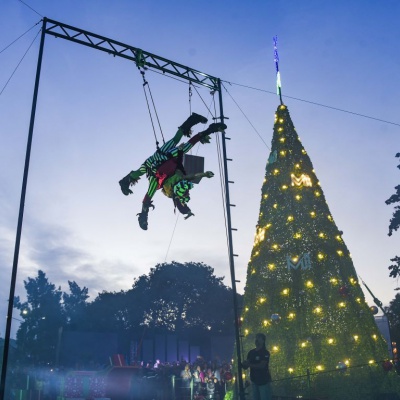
[131,261,238,338]
[14,270,65,365]
[82,290,130,333]
[63,280,89,330]
[14,262,241,366]
[385,152,400,278]
[385,294,400,349]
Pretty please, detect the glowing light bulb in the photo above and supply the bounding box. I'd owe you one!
[268,263,275,270]
[288,313,295,319]
[327,215,333,221]
[310,211,316,218]
[266,223,272,228]
[302,149,307,154]
[328,338,334,344]
[294,232,301,239]
[295,195,301,200]
[259,297,266,303]
[316,365,323,371]
[356,298,361,303]
[314,307,322,314]
[280,105,286,109]
[368,360,374,365]
[251,269,256,274]
[345,360,350,366]
[273,203,278,209]
[245,307,249,311]
[287,215,294,221]
[273,169,280,175]
[292,256,298,263]
[330,278,338,284]
[263,194,268,199]
[272,244,279,250]
[244,329,249,335]
[353,335,359,341]
[317,253,325,260]
[318,232,326,238]
[279,118,284,123]
[337,250,343,256]
[335,235,342,241]
[263,320,270,326]
[301,342,307,348]
[288,368,294,373]
[282,288,289,295]
[278,127,283,132]
[282,185,288,190]
[306,281,314,288]
[339,302,346,308]
[280,150,286,156]
[272,346,279,352]
[372,334,377,340]
[315,191,321,197]
[279,137,285,143]
[295,163,300,169]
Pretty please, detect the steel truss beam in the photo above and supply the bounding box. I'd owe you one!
[0,17,245,400]
[44,18,219,90]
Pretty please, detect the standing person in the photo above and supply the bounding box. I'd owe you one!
[241,333,272,400]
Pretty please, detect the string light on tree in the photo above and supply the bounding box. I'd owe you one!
[240,102,392,395]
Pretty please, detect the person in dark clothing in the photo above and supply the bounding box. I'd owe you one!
[242,333,272,400]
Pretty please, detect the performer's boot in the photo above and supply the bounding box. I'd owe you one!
[201,122,227,143]
[179,113,208,137]
[119,173,140,196]
[189,122,227,145]
[137,195,154,230]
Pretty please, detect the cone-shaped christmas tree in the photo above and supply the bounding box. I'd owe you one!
[240,104,391,393]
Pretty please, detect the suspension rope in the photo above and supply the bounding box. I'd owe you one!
[164,214,180,262]
[211,93,230,255]
[0,27,41,96]
[138,67,165,149]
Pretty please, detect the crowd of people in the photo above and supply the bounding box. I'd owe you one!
[134,357,234,400]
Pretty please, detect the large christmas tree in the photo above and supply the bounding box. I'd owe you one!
[239,104,397,398]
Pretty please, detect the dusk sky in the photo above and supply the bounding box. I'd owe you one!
[1,0,399,338]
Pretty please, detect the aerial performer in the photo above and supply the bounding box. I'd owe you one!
[119,113,227,230]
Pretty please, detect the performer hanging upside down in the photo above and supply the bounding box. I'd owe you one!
[119,112,227,230]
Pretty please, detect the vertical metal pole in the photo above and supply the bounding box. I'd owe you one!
[217,79,245,400]
[0,17,47,400]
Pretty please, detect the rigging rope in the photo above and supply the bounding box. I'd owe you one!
[222,80,400,128]
[222,82,270,150]
[18,0,43,17]
[0,27,41,96]
[0,20,41,55]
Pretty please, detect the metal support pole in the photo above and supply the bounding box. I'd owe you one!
[0,17,47,400]
[217,79,245,400]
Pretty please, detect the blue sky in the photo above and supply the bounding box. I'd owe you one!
[1,0,399,337]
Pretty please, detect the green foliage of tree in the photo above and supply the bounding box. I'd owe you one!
[385,153,400,278]
[131,262,236,336]
[239,105,392,399]
[62,280,89,329]
[14,262,238,365]
[385,293,400,347]
[14,270,65,365]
